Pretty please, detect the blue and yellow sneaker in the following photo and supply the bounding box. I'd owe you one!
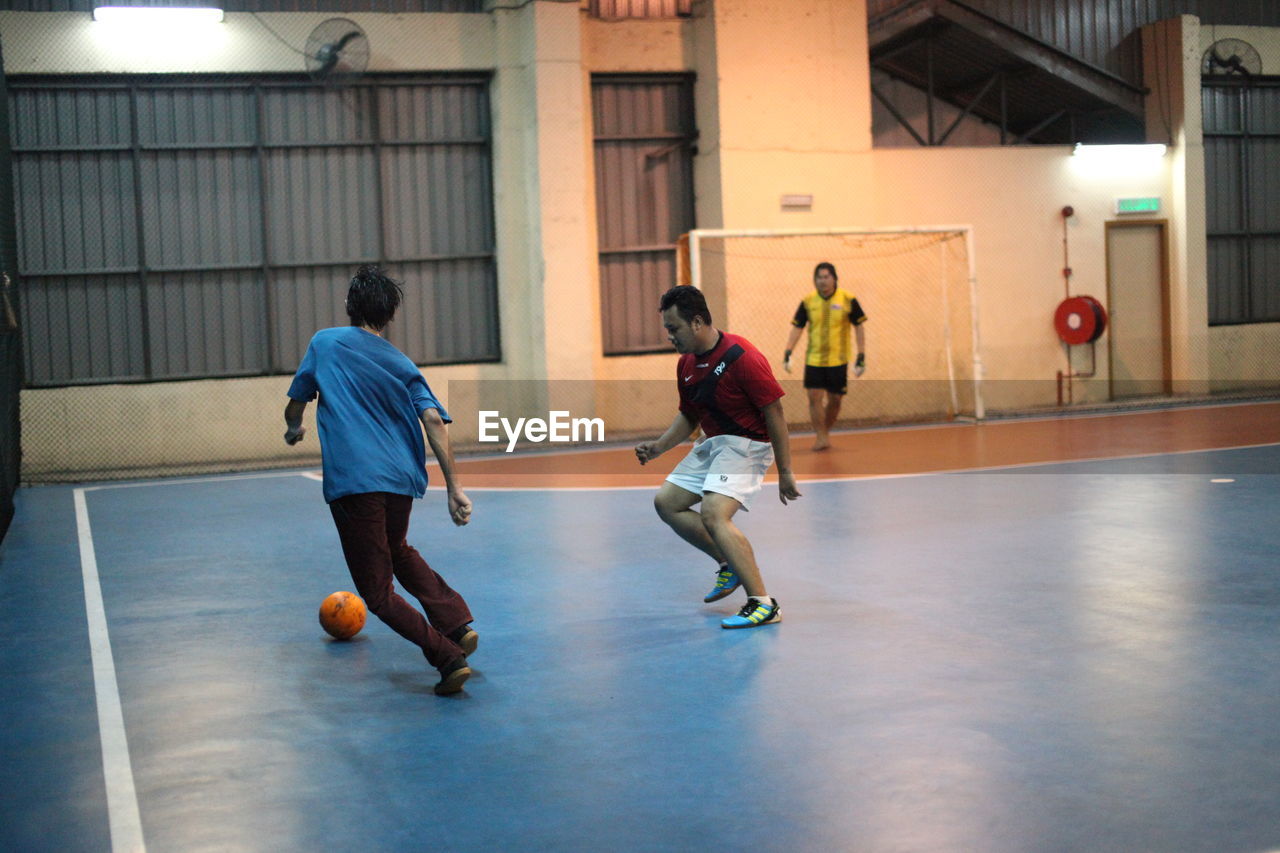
[721,597,781,629]
[703,565,741,603]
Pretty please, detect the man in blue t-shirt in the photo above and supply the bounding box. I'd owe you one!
[284,265,476,696]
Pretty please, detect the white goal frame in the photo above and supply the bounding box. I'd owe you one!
[685,225,985,421]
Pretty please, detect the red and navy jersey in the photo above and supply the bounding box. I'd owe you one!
[676,332,785,442]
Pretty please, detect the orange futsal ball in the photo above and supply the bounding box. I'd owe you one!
[318,591,366,640]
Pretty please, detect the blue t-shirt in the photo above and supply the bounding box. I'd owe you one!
[287,326,450,503]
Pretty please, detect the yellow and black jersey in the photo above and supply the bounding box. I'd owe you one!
[792,288,866,367]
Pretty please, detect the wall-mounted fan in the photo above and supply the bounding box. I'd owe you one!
[1202,38,1262,77]
[305,18,370,84]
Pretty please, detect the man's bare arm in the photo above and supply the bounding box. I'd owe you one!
[284,399,308,445]
[635,411,698,465]
[421,407,472,526]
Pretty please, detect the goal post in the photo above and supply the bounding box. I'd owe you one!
[681,226,985,424]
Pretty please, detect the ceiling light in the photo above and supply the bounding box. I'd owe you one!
[93,6,224,24]
[1072,143,1167,159]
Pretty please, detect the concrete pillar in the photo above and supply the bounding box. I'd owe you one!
[1143,14,1209,393]
[693,0,874,230]
[492,0,596,383]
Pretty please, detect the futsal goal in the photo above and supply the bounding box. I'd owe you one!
[679,227,984,424]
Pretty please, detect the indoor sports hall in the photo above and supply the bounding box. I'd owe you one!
[5,406,1280,851]
[3,1,1280,852]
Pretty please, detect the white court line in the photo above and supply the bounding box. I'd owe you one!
[49,426,1275,853]
[412,439,1280,491]
[83,436,1280,495]
[75,399,1280,494]
[74,488,147,853]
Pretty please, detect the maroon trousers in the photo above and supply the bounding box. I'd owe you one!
[328,492,471,668]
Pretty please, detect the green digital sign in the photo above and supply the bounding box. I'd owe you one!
[1115,197,1160,214]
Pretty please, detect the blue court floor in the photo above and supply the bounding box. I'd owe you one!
[2,446,1280,852]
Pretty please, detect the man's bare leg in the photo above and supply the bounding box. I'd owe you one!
[699,492,766,596]
[654,481,726,563]
[808,388,830,451]
[824,393,843,436]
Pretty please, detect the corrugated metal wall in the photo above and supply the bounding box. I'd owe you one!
[589,0,692,17]
[10,75,499,386]
[592,74,696,355]
[869,0,1280,85]
[4,1,482,12]
[1204,79,1280,325]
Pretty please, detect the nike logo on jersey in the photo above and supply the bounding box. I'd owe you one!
[696,363,709,368]
[684,375,693,382]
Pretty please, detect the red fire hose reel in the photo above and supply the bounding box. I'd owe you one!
[1055,295,1107,406]
[1054,295,1107,345]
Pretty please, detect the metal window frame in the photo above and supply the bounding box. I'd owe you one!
[588,0,693,19]
[10,72,500,386]
[592,72,698,356]
[1203,76,1280,327]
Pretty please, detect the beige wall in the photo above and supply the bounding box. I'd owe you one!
[6,3,1276,478]
[0,11,495,74]
[1144,15,1210,395]
[870,146,1177,410]
[6,5,597,475]
[22,376,319,478]
[706,0,874,227]
[583,17,690,72]
[587,1,1187,417]
[517,2,598,385]
[1210,323,1280,391]
[588,0,880,432]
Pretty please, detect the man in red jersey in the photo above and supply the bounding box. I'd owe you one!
[635,285,801,629]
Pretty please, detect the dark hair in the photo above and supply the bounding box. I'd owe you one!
[814,262,838,281]
[659,285,712,326]
[346,264,403,330]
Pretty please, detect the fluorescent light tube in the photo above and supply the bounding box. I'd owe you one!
[93,6,224,24]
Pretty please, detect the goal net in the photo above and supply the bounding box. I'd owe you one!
[681,227,983,425]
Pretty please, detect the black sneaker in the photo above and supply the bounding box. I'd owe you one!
[434,656,472,696]
[448,623,479,656]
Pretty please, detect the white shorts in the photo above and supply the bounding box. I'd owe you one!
[665,434,775,511]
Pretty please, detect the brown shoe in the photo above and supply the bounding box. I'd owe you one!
[449,624,479,656]
[434,656,471,696]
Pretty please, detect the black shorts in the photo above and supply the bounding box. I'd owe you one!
[803,364,848,395]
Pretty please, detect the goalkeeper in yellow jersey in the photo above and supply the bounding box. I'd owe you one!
[783,262,867,451]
